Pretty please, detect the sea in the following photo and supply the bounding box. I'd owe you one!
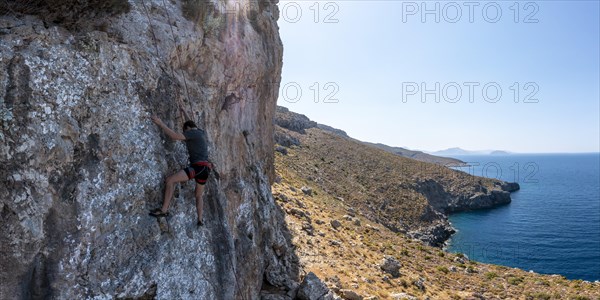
[445,153,600,281]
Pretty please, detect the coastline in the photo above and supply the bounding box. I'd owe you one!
[409,180,521,247]
[442,153,600,281]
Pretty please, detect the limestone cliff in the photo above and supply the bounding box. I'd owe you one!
[0,1,299,299]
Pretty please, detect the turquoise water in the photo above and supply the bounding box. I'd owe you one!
[446,154,600,281]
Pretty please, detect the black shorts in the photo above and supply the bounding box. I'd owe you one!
[184,162,211,185]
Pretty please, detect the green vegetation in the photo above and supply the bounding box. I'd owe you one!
[399,279,408,288]
[507,276,524,285]
[436,266,449,274]
[529,292,552,300]
[485,272,498,280]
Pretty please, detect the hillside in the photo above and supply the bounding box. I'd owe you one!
[272,172,600,299]
[275,108,519,247]
[272,110,600,299]
[276,106,465,167]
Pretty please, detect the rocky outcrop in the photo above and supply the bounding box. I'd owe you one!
[0,1,303,299]
[500,181,520,192]
[446,190,511,212]
[275,106,317,134]
[416,179,519,214]
[316,124,348,138]
[380,256,401,278]
[296,272,331,300]
[274,106,347,145]
[407,221,455,248]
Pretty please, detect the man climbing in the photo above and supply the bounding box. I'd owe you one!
[149,115,211,226]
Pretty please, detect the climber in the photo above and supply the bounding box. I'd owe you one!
[149,115,211,227]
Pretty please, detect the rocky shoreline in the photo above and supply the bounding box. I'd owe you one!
[412,180,520,247]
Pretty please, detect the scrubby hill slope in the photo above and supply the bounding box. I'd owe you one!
[274,108,519,246]
[272,110,600,299]
[272,173,600,299]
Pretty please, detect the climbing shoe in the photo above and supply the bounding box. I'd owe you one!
[149,208,169,218]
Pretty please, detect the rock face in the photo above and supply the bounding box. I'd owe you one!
[0,1,299,299]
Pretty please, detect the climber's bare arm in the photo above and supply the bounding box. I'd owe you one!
[151,116,186,141]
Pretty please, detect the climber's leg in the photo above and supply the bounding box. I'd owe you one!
[195,183,205,225]
[154,170,188,215]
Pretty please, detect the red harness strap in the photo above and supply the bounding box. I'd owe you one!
[190,161,212,183]
[192,161,213,168]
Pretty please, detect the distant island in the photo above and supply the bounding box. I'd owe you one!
[430,147,513,156]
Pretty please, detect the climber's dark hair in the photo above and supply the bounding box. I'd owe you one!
[183,120,197,131]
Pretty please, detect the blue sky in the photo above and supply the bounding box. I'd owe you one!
[275,1,600,153]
